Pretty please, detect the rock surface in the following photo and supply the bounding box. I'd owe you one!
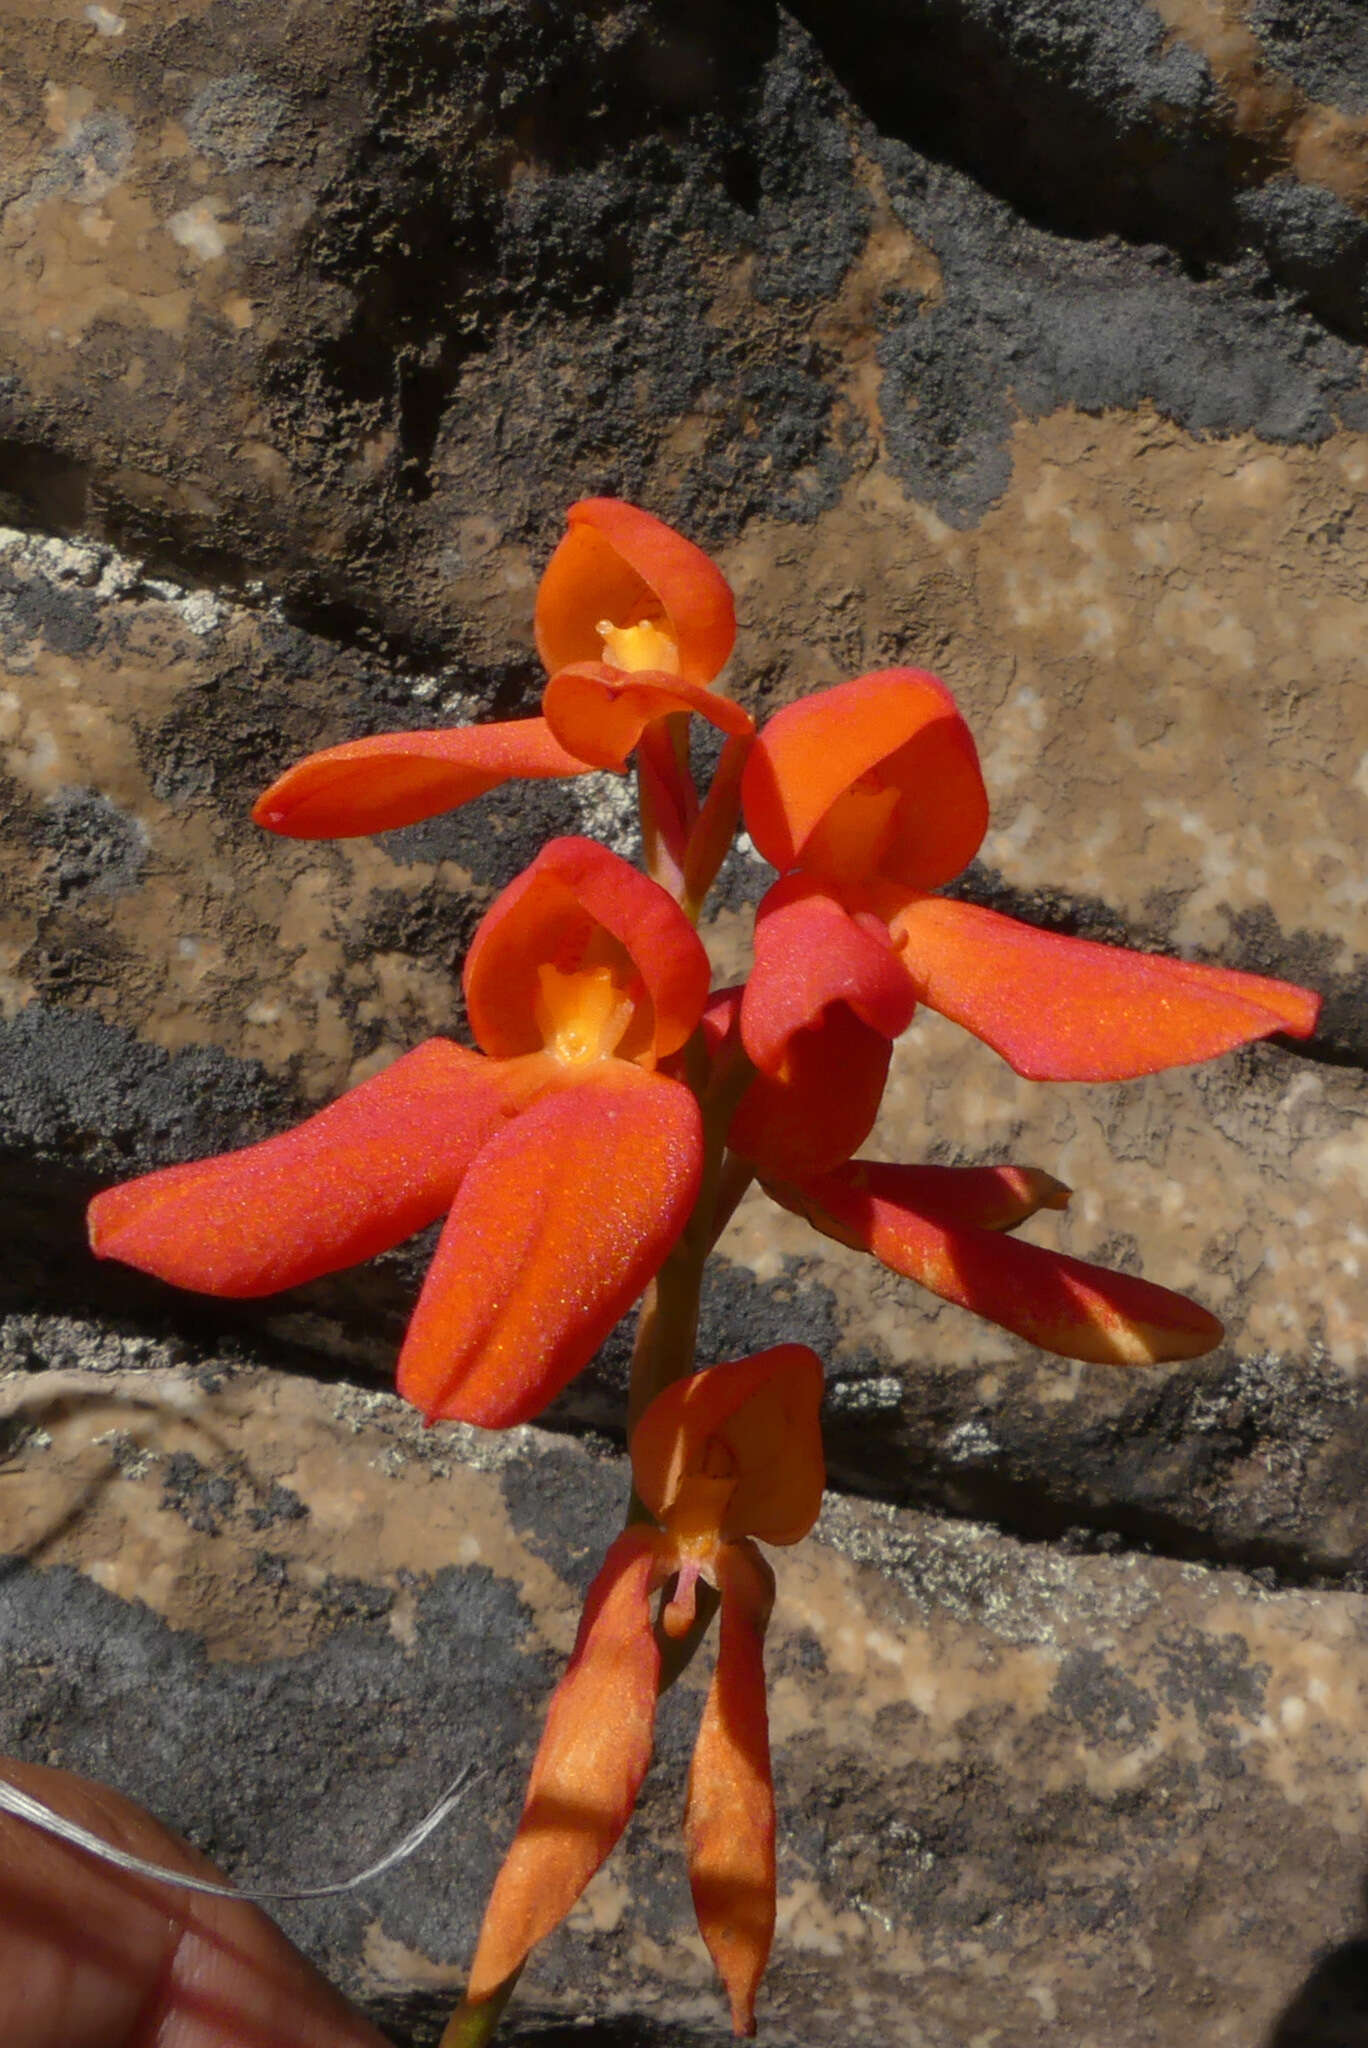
[5,1354,1368,2047]
[1,1,1367,2043]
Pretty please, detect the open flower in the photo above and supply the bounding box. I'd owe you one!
[251,499,745,839]
[463,1346,824,2036]
[88,838,709,1427]
[702,990,1225,1366]
[740,669,1321,1084]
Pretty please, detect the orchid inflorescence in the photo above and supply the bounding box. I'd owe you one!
[88,499,1320,2040]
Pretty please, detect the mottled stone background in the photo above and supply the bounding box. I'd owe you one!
[1,3,1367,2043]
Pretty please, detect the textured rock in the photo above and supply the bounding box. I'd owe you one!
[3,0,1367,2041]
[4,3,1368,638]
[793,0,1368,341]
[5,1354,1368,2047]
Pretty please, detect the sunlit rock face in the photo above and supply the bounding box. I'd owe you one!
[1,4,1366,2044]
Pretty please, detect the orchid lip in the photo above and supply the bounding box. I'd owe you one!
[597,616,682,675]
[534,963,639,1066]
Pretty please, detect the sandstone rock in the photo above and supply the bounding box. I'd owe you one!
[2,0,1367,2040]
[3,4,1367,638]
[3,1354,1368,2047]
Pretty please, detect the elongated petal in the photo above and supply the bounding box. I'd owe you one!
[542,664,753,769]
[685,1540,777,2037]
[742,670,988,890]
[252,718,590,838]
[775,1171,1222,1364]
[465,835,711,1066]
[397,1065,702,1426]
[535,498,736,685]
[892,896,1322,1081]
[467,1527,666,2002]
[805,1158,1071,1231]
[88,1041,518,1297]
[632,1348,825,1547]
[740,877,916,1079]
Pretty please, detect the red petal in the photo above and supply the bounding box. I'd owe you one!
[804,1158,1071,1231]
[777,1171,1223,1365]
[632,1347,825,1547]
[396,1066,702,1426]
[740,877,916,1078]
[466,1527,666,2002]
[721,997,891,1181]
[685,1540,777,2037]
[535,498,736,686]
[464,836,711,1066]
[892,896,1322,1080]
[542,664,753,770]
[87,1042,517,1296]
[742,670,988,889]
[251,718,589,838]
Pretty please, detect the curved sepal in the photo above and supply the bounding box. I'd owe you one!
[252,719,589,838]
[542,664,752,770]
[465,1527,666,2002]
[632,1347,825,1548]
[396,1066,703,1426]
[685,1539,777,2037]
[535,499,736,685]
[740,877,916,1079]
[892,896,1322,1081]
[806,1158,1071,1232]
[742,670,988,890]
[464,836,712,1067]
[776,1170,1223,1365]
[88,1041,516,1297]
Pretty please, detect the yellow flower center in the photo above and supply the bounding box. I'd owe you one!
[534,962,637,1067]
[596,617,681,675]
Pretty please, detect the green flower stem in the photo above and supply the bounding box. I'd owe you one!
[682,729,751,921]
[706,1148,755,1253]
[627,1033,754,1435]
[665,709,699,829]
[437,1967,522,2048]
[637,716,694,898]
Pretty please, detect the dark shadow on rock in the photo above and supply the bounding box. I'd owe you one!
[1266,1875,1368,2046]
[367,2000,735,2048]
[786,0,1368,343]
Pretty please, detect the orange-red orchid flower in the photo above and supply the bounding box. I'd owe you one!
[88,838,710,1427]
[537,495,748,763]
[700,990,1226,1365]
[739,669,1320,1084]
[464,1346,823,2036]
[252,500,746,839]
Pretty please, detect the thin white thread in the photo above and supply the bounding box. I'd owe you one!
[0,1764,474,1901]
